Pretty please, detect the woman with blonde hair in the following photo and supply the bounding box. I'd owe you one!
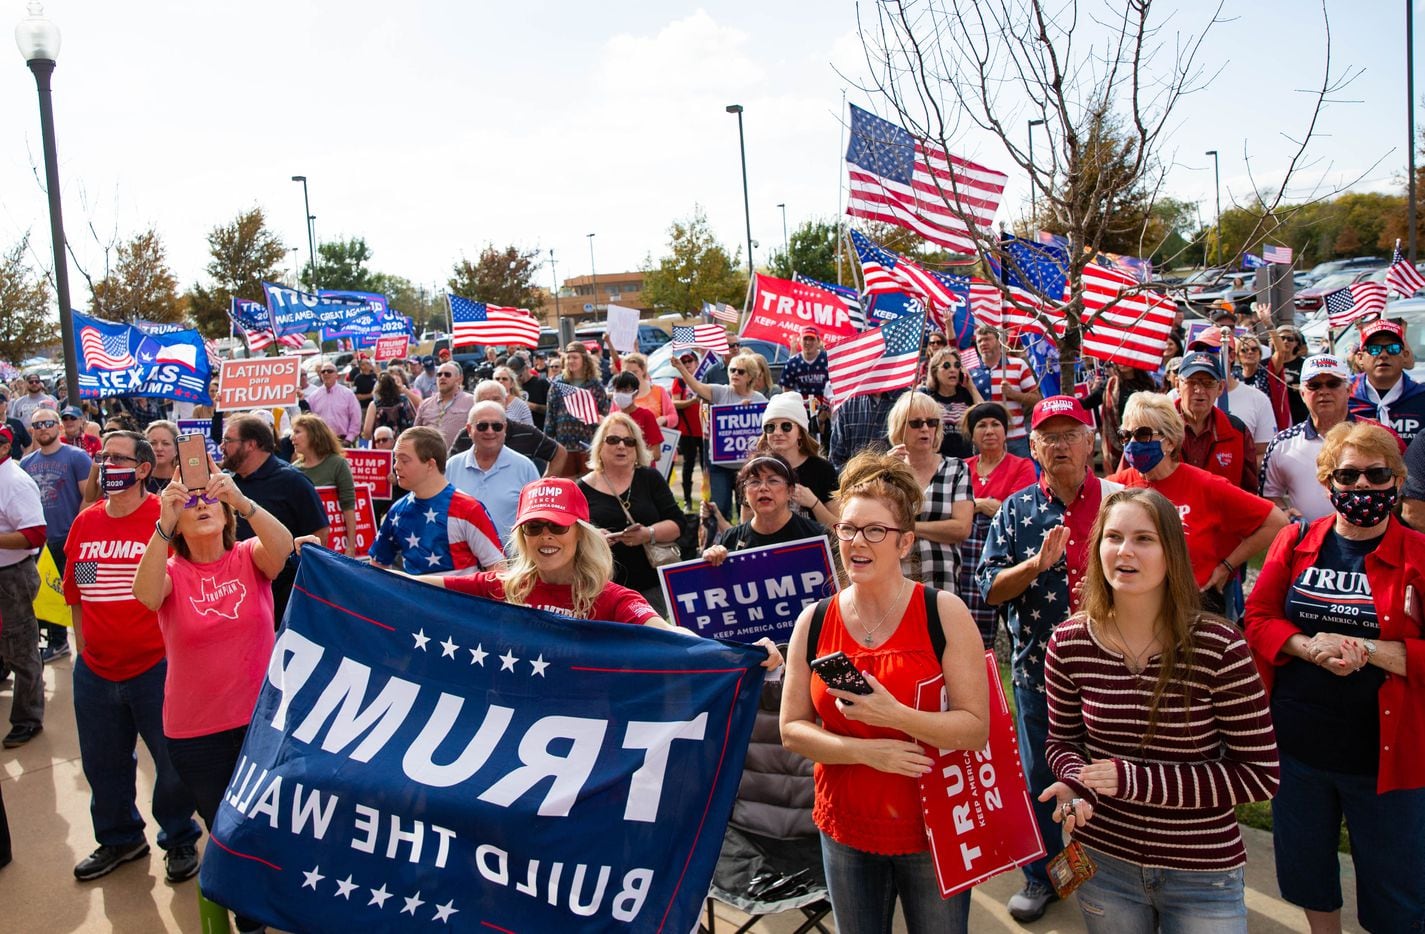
[887,391,972,599]
[144,420,180,494]
[920,347,982,458]
[492,366,534,426]
[619,352,677,428]
[288,413,358,556]
[1041,487,1278,933]
[672,350,770,518]
[781,452,988,933]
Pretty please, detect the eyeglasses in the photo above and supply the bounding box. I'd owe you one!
[521,520,573,537]
[744,476,789,490]
[30,419,58,429]
[927,338,946,345]
[1331,466,1395,486]
[473,422,505,433]
[1035,429,1088,447]
[61,415,79,421]
[728,367,747,376]
[1116,427,1160,445]
[437,371,458,378]
[938,361,960,370]
[603,435,638,447]
[220,436,244,446]
[1304,378,1345,391]
[679,356,696,363]
[1364,342,1405,357]
[183,493,221,508]
[373,436,395,445]
[906,418,938,430]
[320,369,336,375]
[26,378,41,384]
[762,421,797,435]
[94,453,139,466]
[831,522,905,543]
[1279,336,1300,344]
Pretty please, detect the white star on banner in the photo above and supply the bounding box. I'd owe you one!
[369,884,392,908]
[413,629,430,651]
[433,901,459,923]
[529,654,549,677]
[405,532,420,549]
[334,875,358,899]
[469,644,488,666]
[401,891,426,916]
[424,508,438,523]
[1045,591,1058,603]
[440,636,459,658]
[302,866,325,890]
[425,552,443,566]
[499,649,519,672]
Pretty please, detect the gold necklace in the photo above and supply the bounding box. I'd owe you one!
[853,579,909,646]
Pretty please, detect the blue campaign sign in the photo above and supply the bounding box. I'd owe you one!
[262,282,369,336]
[658,536,838,644]
[707,402,767,465]
[693,350,719,381]
[865,291,925,325]
[199,549,765,934]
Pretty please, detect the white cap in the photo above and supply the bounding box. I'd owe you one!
[1300,354,1350,382]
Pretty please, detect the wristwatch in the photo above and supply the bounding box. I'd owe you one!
[1363,639,1378,659]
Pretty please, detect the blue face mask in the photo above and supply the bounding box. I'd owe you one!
[1124,439,1165,473]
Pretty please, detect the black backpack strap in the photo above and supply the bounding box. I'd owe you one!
[805,597,833,666]
[922,585,947,660]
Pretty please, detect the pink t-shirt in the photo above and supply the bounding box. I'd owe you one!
[158,538,276,738]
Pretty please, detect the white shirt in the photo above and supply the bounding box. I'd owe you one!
[0,458,45,567]
[1261,419,1335,523]
[1224,383,1277,445]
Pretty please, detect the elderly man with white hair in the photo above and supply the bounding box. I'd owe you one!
[450,380,570,477]
[445,400,540,540]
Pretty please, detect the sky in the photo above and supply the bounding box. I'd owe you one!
[0,0,1416,309]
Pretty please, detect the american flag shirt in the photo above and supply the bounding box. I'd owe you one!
[369,484,504,574]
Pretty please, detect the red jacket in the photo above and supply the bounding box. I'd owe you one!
[1244,516,1425,792]
[1177,403,1258,493]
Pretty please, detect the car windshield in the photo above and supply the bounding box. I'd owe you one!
[1311,273,1357,292]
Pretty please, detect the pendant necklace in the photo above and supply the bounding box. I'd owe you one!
[855,579,909,646]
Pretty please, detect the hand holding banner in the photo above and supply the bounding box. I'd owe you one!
[606,304,640,353]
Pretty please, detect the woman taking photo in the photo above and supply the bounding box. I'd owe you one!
[1041,488,1279,933]
[577,413,684,613]
[780,452,989,933]
[702,454,830,563]
[887,392,972,598]
[132,464,293,934]
[961,403,1036,648]
[620,352,677,428]
[739,392,838,526]
[919,347,981,459]
[546,342,609,469]
[290,413,358,557]
[1245,421,1425,933]
[144,420,180,494]
[672,350,769,518]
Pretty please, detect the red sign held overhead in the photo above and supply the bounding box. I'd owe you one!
[374,335,409,361]
[742,273,858,351]
[344,449,394,500]
[215,357,303,411]
[315,484,378,557]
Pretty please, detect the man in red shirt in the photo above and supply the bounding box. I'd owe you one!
[60,406,100,457]
[1175,351,1258,492]
[63,430,201,884]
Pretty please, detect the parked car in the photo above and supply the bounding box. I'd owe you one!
[1294,271,1373,313]
[574,322,672,355]
[645,337,791,391]
[1302,256,1383,286]
[1179,267,1260,313]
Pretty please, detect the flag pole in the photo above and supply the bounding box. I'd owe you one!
[836,89,848,286]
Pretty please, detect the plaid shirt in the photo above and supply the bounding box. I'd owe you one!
[903,456,970,593]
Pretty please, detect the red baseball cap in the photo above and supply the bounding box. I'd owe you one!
[799,325,820,337]
[437,347,452,359]
[1359,318,1405,343]
[1031,395,1094,430]
[515,478,590,527]
[0,425,12,446]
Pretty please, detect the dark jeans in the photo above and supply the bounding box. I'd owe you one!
[820,834,970,933]
[709,464,738,519]
[167,727,263,933]
[677,435,705,503]
[0,559,43,730]
[45,541,69,649]
[73,658,200,850]
[1014,684,1062,890]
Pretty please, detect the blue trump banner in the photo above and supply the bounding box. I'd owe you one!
[230,297,274,334]
[199,549,766,933]
[864,291,925,326]
[707,402,767,466]
[263,282,369,336]
[658,536,838,643]
[72,312,212,404]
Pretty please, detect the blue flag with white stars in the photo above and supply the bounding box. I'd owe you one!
[198,548,766,934]
[846,104,916,184]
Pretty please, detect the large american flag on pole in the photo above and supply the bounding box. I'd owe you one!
[236,322,304,352]
[849,230,957,309]
[671,324,732,356]
[845,104,1006,255]
[1324,282,1390,328]
[1079,263,1177,371]
[449,294,540,348]
[826,313,924,406]
[550,381,602,425]
[1386,241,1425,297]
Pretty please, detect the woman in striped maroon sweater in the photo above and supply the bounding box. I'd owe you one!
[1040,488,1279,933]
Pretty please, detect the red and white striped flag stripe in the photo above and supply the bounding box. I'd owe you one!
[671,324,731,356]
[1386,246,1425,297]
[826,315,924,406]
[968,279,1003,328]
[1325,282,1389,328]
[956,346,981,371]
[1078,263,1177,371]
[553,382,602,425]
[712,303,740,324]
[78,326,135,370]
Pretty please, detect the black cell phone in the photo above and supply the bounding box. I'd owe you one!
[810,652,873,697]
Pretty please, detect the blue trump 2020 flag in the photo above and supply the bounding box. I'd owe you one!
[72,312,212,405]
[199,549,766,933]
[263,282,370,336]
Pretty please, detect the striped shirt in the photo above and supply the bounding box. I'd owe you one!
[1044,616,1279,871]
[968,355,1037,440]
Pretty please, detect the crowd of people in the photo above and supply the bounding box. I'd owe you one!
[0,302,1421,933]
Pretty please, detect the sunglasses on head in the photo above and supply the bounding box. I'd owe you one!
[473,422,505,432]
[1365,342,1404,357]
[762,421,797,435]
[1331,467,1395,486]
[906,418,938,429]
[521,520,573,537]
[1116,427,1159,445]
[1304,378,1344,391]
[603,435,638,447]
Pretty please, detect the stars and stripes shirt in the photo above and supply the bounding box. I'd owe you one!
[369,484,504,574]
[1044,616,1279,870]
[968,354,1037,440]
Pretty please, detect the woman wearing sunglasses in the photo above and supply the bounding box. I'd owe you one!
[887,391,972,602]
[1245,421,1425,933]
[672,351,769,518]
[736,391,838,528]
[920,347,982,459]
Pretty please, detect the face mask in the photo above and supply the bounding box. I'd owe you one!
[1123,439,1165,474]
[1329,486,1397,528]
[612,392,635,410]
[101,465,140,494]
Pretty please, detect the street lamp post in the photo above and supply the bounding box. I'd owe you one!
[1027,119,1046,222]
[726,104,754,280]
[1205,150,1221,267]
[16,2,78,406]
[587,233,598,321]
[549,249,561,328]
[776,202,788,261]
[1409,0,1418,263]
[292,175,317,289]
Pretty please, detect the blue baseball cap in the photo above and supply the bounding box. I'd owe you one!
[1178,350,1223,381]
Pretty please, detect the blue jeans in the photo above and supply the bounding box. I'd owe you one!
[709,464,738,519]
[1075,847,1246,934]
[820,834,970,933]
[1013,684,1062,890]
[73,657,200,850]
[1273,752,1425,932]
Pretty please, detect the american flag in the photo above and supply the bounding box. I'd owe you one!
[671,324,732,356]
[1325,282,1390,328]
[449,294,540,348]
[1079,263,1177,371]
[1263,244,1293,265]
[968,279,1004,329]
[551,381,602,425]
[850,230,957,309]
[237,322,304,352]
[794,273,865,330]
[844,104,1006,255]
[70,559,140,604]
[79,326,135,371]
[826,313,924,405]
[702,302,740,325]
[1386,242,1425,297]
[957,346,982,370]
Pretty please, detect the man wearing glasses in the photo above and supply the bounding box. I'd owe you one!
[415,363,475,450]
[10,372,56,427]
[304,362,362,446]
[445,401,539,540]
[1347,319,1425,448]
[21,408,94,663]
[0,425,46,750]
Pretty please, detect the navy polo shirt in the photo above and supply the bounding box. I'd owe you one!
[231,454,327,625]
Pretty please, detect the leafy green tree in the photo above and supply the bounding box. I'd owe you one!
[448,244,542,310]
[641,207,748,312]
[306,236,378,292]
[766,218,842,282]
[185,207,288,338]
[89,228,183,323]
[0,236,58,364]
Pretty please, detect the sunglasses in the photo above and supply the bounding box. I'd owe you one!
[1304,378,1344,391]
[906,418,938,429]
[938,361,960,370]
[603,435,638,447]
[1116,427,1159,445]
[473,422,505,432]
[30,419,58,429]
[521,520,573,537]
[1364,342,1404,357]
[184,493,221,509]
[728,367,747,376]
[679,356,696,363]
[762,421,798,435]
[320,369,336,375]
[1331,467,1395,486]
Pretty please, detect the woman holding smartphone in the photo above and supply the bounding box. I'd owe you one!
[780,451,988,933]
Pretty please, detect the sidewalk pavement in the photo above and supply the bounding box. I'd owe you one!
[2,655,1356,932]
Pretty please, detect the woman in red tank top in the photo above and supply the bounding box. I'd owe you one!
[780,452,989,933]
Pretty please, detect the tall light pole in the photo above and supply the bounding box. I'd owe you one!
[1027,118,1046,222]
[1409,0,1418,262]
[726,104,754,279]
[292,175,316,289]
[1205,150,1221,267]
[586,233,598,320]
[776,202,788,261]
[548,249,561,328]
[16,2,78,405]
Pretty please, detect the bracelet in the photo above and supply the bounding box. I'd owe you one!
[1219,558,1236,574]
[154,521,175,543]
[238,501,259,520]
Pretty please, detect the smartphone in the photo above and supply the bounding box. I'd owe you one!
[810,652,873,697]
[176,433,211,490]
